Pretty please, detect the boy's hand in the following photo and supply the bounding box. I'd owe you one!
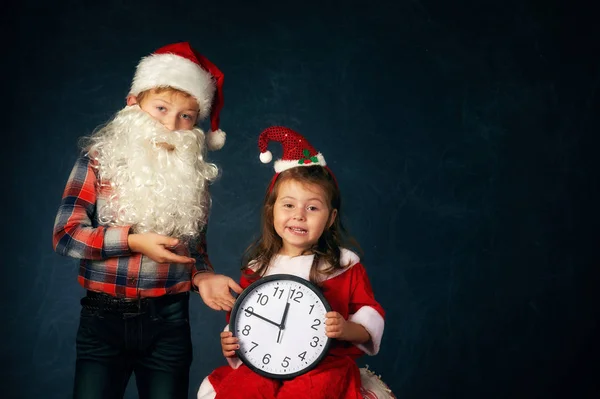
[220,331,239,358]
[128,233,195,264]
[193,273,243,311]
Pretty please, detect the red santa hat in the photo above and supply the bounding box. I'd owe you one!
[258,126,327,173]
[130,42,226,150]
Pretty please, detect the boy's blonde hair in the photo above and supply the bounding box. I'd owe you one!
[135,86,194,103]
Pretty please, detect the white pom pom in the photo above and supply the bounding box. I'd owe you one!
[206,129,226,151]
[260,151,272,163]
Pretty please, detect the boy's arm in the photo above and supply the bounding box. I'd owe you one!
[52,155,131,260]
[189,224,215,289]
[190,229,244,311]
[190,225,214,278]
[189,187,215,279]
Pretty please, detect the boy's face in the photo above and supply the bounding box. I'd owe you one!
[127,89,200,131]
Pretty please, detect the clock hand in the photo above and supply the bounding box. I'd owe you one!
[279,302,290,329]
[280,287,293,327]
[277,290,292,344]
[245,308,280,328]
[277,314,290,344]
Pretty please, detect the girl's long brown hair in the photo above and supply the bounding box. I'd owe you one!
[242,166,360,285]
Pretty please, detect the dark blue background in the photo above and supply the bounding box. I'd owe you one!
[6,0,598,398]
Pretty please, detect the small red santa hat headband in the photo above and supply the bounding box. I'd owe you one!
[258,126,337,192]
[129,42,225,150]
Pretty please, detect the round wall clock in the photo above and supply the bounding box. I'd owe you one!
[229,274,332,379]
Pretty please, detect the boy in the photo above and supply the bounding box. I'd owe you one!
[53,42,242,399]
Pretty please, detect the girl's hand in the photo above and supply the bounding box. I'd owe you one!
[325,311,371,344]
[325,311,348,339]
[220,331,239,358]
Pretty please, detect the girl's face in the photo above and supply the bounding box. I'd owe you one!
[273,179,337,257]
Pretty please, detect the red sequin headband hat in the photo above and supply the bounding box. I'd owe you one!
[257,126,337,192]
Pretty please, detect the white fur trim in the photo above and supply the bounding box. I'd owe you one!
[274,152,326,173]
[321,248,361,280]
[340,248,360,267]
[349,306,385,355]
[130,53,215,119]
[206,129,226,151]
[260,151,272,163]
[262,248,360,281]
[197,377,216,399]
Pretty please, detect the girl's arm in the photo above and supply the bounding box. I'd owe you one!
[325,312,371,344]
[345,261,386,354]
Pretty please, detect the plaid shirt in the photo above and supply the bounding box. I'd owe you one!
[53,155,213,298]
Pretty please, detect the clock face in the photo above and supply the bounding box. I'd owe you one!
[230,274,331,379]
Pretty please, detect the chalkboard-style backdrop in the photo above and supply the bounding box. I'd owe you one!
[5,0,598,398]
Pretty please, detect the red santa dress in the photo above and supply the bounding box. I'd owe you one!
[202,249,385,399]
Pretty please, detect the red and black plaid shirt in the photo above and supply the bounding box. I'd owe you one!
[53,155,213,298]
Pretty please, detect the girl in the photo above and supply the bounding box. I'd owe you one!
[200,126,385,399]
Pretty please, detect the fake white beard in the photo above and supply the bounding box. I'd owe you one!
[85,105,219,240]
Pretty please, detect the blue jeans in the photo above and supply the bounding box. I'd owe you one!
[73,292,192,399]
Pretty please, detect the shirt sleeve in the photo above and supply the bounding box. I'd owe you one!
[52,155,131,260]
[190,187,215,281]
[191,225,214,277]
